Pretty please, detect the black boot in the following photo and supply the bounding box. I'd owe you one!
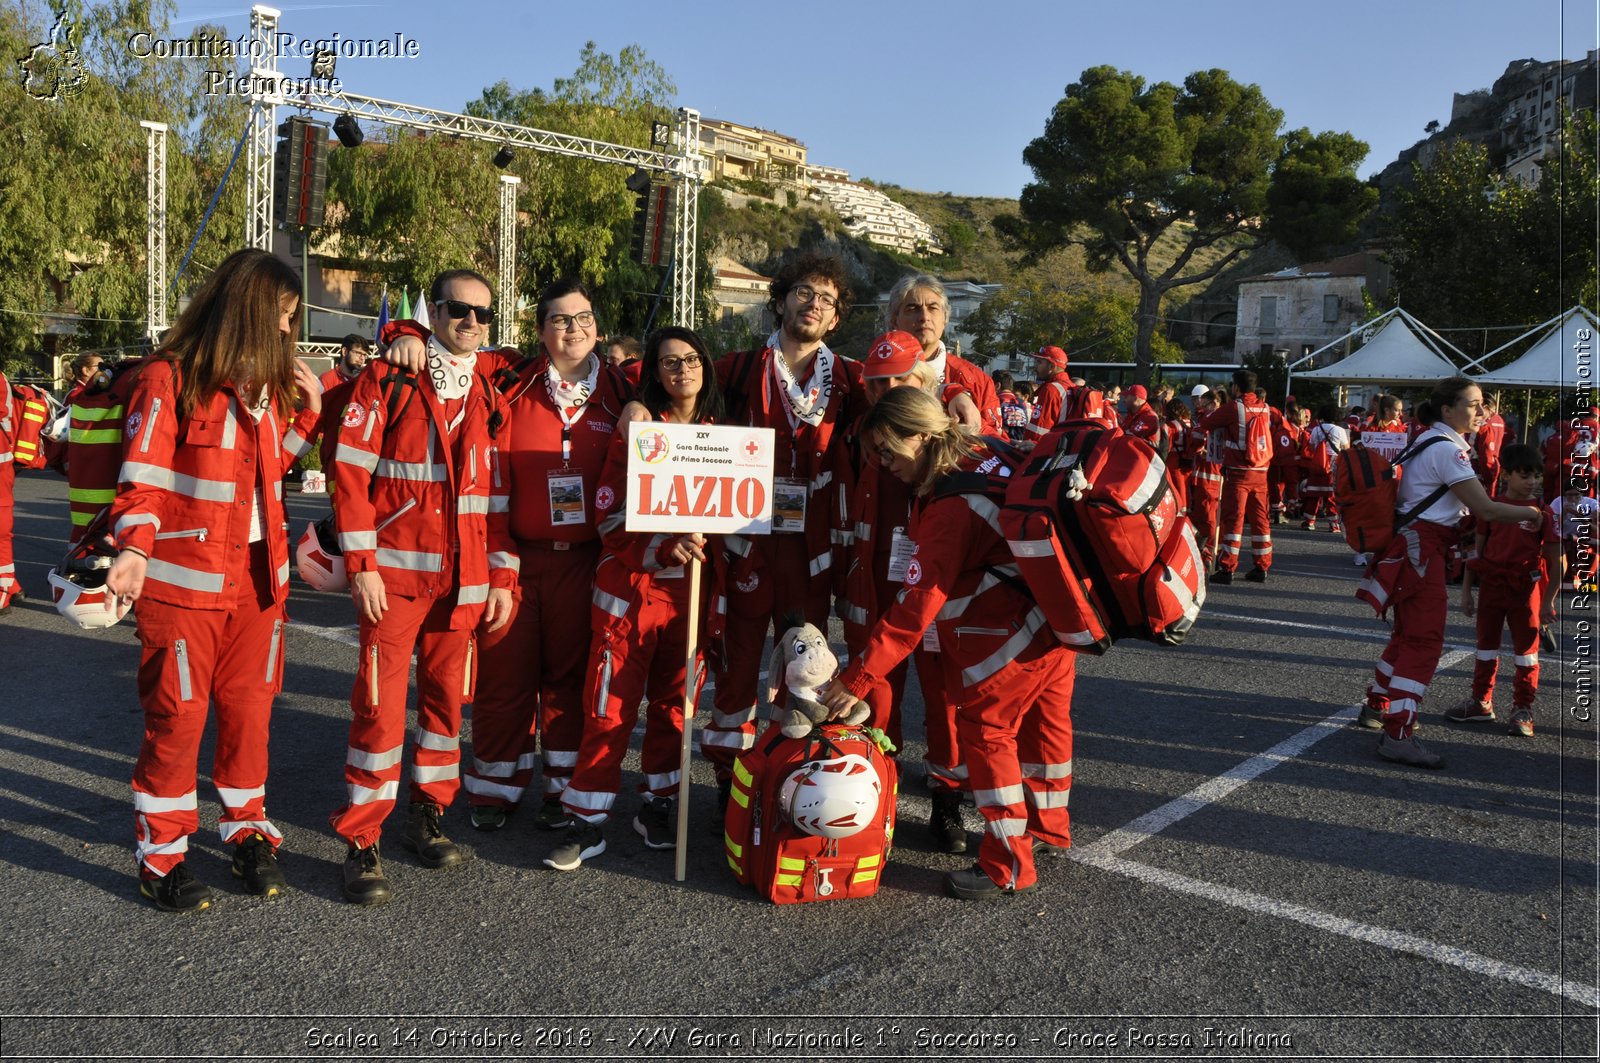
[709,777,732,837]
[403,802,462,868]
[342,843,393,906]
[929,789,968,854]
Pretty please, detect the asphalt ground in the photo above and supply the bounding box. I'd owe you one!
[0,467,1596,1062]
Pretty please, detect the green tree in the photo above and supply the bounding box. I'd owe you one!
[999,66,1376,385]
[963,281,1181,366]
[1389,111,1596,367]
[0,0,247,368]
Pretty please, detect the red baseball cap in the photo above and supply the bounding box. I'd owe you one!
[863,330,923,378]
[1126,384,1147,402]
[1036,345,1068,369]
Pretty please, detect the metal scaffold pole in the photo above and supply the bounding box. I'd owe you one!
[671,107,702,328]
[498,174,521,349]
[139,120,168,341]
[243,4,281,250]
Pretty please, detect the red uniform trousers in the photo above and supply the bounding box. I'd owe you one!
[1167,466,1189,516]
[1301,471,1336,522]
[131,546,284,877]
[0,460,16,607]
[1268,463,1300,518]
[849,573,962,792]
[562,575,706,825]
[464,541,598,810]
[1365,522,1456,738]
[331,589,473,849]
[704,534,830,777]
[1189,471,1222,567]
[955,648,1075,892]
[1470,579,1542,707]
[1217,468,1272,573]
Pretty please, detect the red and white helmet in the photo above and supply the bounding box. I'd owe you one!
[50,535,128,630]
[296,518,346,592]
[779,752,882,839]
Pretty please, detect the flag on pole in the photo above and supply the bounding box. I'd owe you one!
[414,283,432,332]
[398,287,412,322]
[374,286,389,345]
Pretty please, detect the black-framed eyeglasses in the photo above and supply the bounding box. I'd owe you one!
[790,284,838,310]
[660,354,703,372]
[546,311,596,332]
[439,299,495,325]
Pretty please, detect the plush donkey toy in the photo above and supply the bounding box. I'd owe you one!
[767,619,870,739]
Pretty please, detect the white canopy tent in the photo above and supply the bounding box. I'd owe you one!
[1285,308,1466,399]
[1463,306,1598,443]
[1466,306,1598,389]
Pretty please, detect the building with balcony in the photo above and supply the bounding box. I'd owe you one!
[1233,252,1390,363]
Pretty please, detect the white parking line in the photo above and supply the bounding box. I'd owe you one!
[1074,643,1599,1004]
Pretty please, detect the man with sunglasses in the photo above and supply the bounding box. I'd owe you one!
[332,269,517,904]
[699,252,864,822]
[377,276,634,835]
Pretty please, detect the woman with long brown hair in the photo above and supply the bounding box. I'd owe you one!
[105,248,323,912]
[822,387,1076,900]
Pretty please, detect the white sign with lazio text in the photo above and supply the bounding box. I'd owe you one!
[624,420,776,535]
[1360,431,1410,462]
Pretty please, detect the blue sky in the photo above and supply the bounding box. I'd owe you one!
[162,0,1598,198]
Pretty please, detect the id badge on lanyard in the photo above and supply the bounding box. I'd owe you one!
[773,476,808,534]
[548,471,585,525]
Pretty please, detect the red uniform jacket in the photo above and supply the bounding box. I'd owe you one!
[332,358,514,629]
[715,346,863,601]
[941,352,1002,436]
[1121,401,1163,444]
[1196,391,1285,473]
[1026,373,1074,440]
[838,447,1055,701]
[111,360,319,609]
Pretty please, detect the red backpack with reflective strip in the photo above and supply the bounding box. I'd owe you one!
[64,359,158,537]
[7,383,57,470]
[724,724,897,905]
[1001,419,1205,654]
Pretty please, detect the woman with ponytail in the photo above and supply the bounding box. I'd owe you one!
[1356,377,1545,769]
[821,387,1075,901]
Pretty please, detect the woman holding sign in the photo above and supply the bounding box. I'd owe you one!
[544,327,725,872]
[821,388,1076,901]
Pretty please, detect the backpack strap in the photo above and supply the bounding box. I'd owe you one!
[376,364,419,423]
[1390,436,1457,531]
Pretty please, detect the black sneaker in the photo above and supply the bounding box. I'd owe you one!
[139,863,214,913]
[231,833,286,898]
[1245,566,1267,583]
[469,804,508,832]
[542,822,605,872]
[532,797,572,831]
[342,843,393,906]
[1210,569,1233,585]
[634,797,675,850]
[944,863,1036,901]
[929,789,968,854]
[402,802,462,868]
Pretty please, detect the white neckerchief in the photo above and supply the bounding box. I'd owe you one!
[766,331,834,429]
[545,353,598,425]
[923,342,949,390]
[427,337,478,403]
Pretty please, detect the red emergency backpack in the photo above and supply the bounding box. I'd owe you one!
[1332,436,1452,556]
[7,383,58,470]
[999,420,1205,654]
[724,724,897,905]
[1303,424,1339,476]
[1234,399,1274,469]
[64,359,157,537]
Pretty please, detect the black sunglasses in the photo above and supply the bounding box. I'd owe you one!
[439,299,495,325]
